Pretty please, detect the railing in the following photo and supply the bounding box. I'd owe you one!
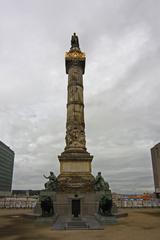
[113,199,160,208]
[0,197,37,208]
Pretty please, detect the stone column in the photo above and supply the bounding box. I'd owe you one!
[57,34,94,192]
[65,49,86,153]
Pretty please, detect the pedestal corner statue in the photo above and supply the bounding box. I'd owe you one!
[37,33,114,223]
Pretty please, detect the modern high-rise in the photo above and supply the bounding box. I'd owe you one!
[151,143,160,197]
[0,141,14,192]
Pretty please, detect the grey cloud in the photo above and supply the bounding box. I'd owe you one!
[0,0,159,193]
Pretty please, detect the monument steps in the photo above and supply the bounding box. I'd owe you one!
[53,215,103,230]
[66,220,89,230]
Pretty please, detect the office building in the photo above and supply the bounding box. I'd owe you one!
[0,141,14,191]
[151,143,160,197]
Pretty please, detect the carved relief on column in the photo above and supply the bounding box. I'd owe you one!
[68,66,83,86]
[67,104,84,124]
[66,103,85,150]
[68,85,83,103]
[65,125,86,150]
[64,47,87,152]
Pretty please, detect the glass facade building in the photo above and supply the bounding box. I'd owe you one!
[0,141,14,191]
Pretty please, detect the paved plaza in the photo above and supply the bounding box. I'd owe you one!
[0,208,160,240]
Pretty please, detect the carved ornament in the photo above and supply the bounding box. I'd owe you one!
[65,50,85,60]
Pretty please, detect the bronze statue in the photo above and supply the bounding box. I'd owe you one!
[71,32,80,49]
[94,172,109,191]
[40,196,54,217]
[43,171,57,191]
[98,193,113,216]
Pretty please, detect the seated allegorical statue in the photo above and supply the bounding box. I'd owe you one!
[43,171,57,191]
[94,172,110,192]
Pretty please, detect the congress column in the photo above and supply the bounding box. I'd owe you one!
[58,33,94,192]
[65,33,86,153]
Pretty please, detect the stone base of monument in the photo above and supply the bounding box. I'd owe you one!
[29,188,127,230]
[31,190,56,216]
[33,190,99,217]
[94,213,117,225]
[113,210,128,218]
[94,209,128,226]
[52,190,115,230]
[54,191,98,216]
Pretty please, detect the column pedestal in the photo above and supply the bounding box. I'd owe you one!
[57,151,95,193]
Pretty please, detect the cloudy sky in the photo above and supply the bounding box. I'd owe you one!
[0,0,160,193]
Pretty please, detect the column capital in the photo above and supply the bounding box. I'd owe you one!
[65,50,86,74]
